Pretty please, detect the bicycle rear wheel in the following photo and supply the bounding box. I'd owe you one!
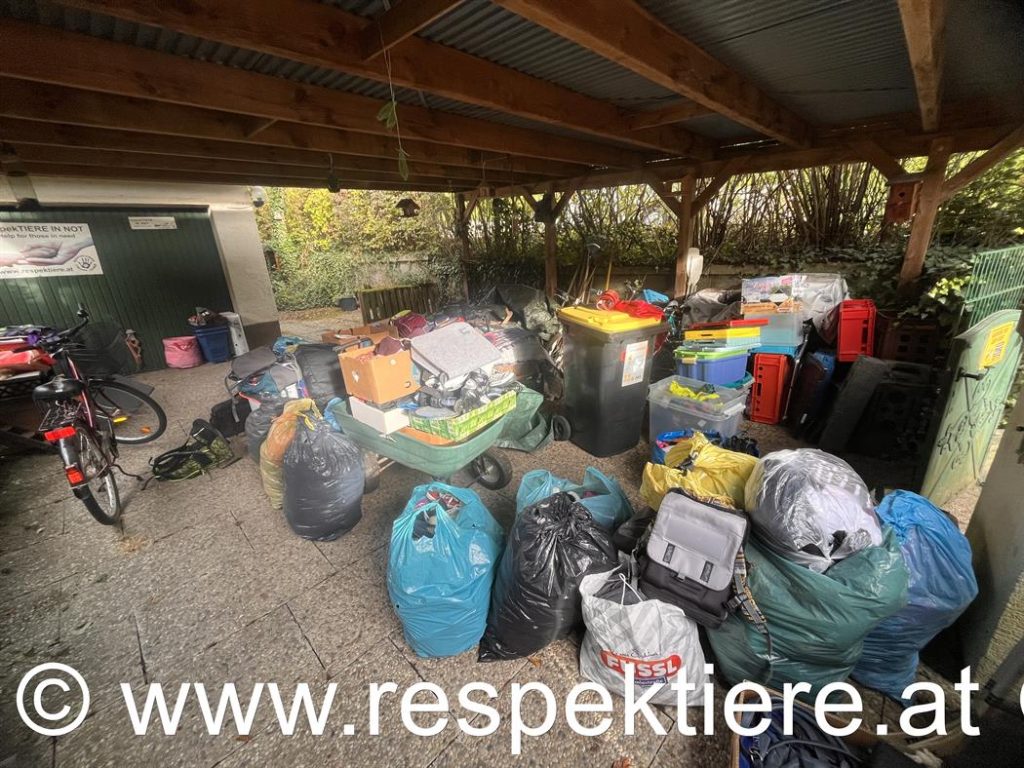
[89,380,167,444]
[70,428,122,525]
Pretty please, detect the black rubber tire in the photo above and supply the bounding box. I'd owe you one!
[551,414,572,442]
[74,476,121,525]
[362,450,382,494]
[471,450,513,490]
[89,380,167,445]
[69,428,122,525]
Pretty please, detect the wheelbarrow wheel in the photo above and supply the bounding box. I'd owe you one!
[551,414,572,442]
[361,449,382,494]
[470,450,513,491]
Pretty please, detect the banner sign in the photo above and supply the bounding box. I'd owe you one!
[0,223,101,279]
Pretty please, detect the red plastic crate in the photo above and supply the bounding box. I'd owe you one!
[837,299,876,362]
[750,353,792,424]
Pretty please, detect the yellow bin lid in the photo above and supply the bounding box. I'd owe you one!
[559,306,664,335]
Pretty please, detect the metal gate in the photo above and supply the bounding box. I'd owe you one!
[920,309,1022,506]
[959,245,1024,330]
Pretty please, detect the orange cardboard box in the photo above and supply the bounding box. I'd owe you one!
[339,345,419,404]
[322,322,394,345]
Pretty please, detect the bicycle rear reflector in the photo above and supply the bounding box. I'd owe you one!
[64,466,86,486]
[44,425,77,442]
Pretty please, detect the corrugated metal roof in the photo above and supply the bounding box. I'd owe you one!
[637,0,917,124]
[1,0,1021,166]
[944,0,1024,101]
[419,0,678,110]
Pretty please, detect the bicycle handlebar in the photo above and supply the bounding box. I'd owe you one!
[38,306,90,353]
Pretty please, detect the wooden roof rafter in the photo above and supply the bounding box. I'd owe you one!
[0,80,590,180]
[0,18,645,169]
[54,0,711,159]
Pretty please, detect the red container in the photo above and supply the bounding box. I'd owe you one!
[750,353,792,424]
[837,299,876,362]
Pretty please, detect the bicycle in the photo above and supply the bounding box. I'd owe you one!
[32,305,167,524]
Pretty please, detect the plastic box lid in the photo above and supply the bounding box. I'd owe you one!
[674,346,751,362]
[559,306,664,334]
[648,374,748,414]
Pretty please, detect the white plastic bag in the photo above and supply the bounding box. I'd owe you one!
[579,566,708,707]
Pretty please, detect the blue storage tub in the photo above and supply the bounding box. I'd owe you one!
[674,349,750,385]
[193,324,232,363]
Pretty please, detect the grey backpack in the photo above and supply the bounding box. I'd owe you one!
[639,489,748,628]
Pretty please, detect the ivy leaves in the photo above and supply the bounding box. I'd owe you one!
[376,99,410,181]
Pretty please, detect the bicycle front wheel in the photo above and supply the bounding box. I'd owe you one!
[89,380,167,444]
[71,428,122,525]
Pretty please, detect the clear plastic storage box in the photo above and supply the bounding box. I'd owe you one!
[647,375,748,439]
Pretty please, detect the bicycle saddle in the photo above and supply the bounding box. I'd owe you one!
[33,377,85,401]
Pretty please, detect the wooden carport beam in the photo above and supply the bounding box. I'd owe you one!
[492,0,811,147]
[898,0,947,132]
[898,136,953,288]
[0,81,590,179]
[692,158,745,211]
[0,19,643,169]
[54,0,709,158]
[848,139,907,181]
[361,0,466,61]
[940,124,1024,202]
[627,101,712,131]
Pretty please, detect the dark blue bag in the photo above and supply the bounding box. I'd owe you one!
[852,490,977,700]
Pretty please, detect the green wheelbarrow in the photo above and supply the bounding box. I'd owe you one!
[326,401,513,493]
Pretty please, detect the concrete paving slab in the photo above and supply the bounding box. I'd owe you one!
[0,352,993,767]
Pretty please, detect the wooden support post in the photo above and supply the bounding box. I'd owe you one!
[898,137,953,289]
[455,192,472,299]
[674,174,696,298]
[544,216,558,298]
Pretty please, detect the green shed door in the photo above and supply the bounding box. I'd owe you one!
[920,309,1023,507]
[0,207,233,370]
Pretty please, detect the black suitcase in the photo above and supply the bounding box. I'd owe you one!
[293,343,347,409]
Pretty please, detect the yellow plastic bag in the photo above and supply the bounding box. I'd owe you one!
[260,399,321,508]
[641,432,757,510]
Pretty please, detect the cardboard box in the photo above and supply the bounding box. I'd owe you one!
[339,345,420,405]
[348,396,409,435]
[321,321,395,346]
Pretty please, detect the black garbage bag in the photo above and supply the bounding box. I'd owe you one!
[244,396,288,462]
[478,493,619,661]
[282,421,364,540]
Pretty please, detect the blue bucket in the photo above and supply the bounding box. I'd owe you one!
[193,324,232,363]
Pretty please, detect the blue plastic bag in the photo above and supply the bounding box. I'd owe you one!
[387,483,504,658]
[516,468,632,530]
[852,491,977,700]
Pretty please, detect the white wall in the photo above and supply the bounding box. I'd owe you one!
[0,176,280,340]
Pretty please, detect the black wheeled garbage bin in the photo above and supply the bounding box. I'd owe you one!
[558,308,667,457]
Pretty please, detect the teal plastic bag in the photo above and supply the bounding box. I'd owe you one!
[516,468,633,530]
[387,483,505,658]
[707,530,909,696]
